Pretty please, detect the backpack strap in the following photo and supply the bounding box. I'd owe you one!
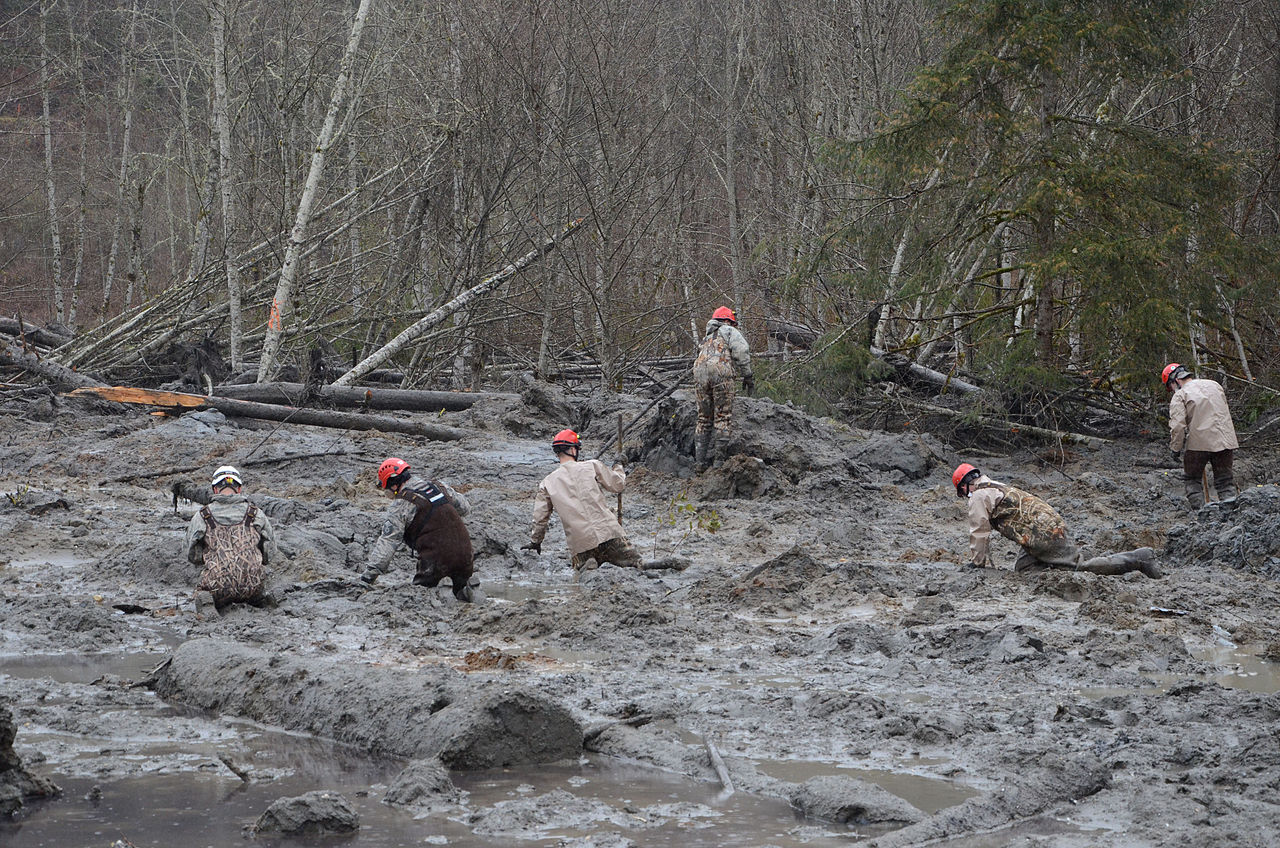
[199,505,215,525]
[242,504,258,527]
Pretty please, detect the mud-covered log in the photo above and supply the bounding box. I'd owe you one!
[1,337,104,390]
[68,386,466,441]
[212,382,508,411]
[889,396,1110,448]
[155,639,582,769]
[865,754,1110,847]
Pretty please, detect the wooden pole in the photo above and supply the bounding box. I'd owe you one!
[615,414,624,522]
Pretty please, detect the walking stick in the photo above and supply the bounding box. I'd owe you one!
[616,414,624,521]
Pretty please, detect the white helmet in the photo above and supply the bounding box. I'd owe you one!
[211,465,243,488]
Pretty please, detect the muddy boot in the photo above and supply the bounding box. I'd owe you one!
[712,436,732,468]
[1183,475,1205,510]
[1215,473,1238,502]
[694,431,712,473]
[452,581,474,603]
[193,590,217,619]
[1080,550,1159,577]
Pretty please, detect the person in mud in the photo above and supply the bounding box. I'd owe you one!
[185,465,277,614]
[692,305,754,471]
[952,463,1163,578]
[1162,363,1239,508]
[523,429,643,573]
[361,457,475,602]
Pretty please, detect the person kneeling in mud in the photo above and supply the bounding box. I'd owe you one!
[361,457,475,602]
[186,465,277,614]
[523,429,644,574]
[951,463,1163,578]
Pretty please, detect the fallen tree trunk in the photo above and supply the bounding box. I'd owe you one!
[885,396,1110,448]
[67,386,465,441]
[865,755,1110,847]
[1,337,105,390]
[212,382,511,412]
[0,318,74,349]
[870,346,983,395]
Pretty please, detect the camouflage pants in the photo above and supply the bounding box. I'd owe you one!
[572,536,642,570]
[1012,537,1083,572]
[695,379,736,440]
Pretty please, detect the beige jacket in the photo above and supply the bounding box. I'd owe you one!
[1169,378,1238,452]
[531,459,626,555]
[965,475,1005,566]
[186,493,276,565]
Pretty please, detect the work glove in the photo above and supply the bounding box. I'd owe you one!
[522,541,542,555]
[742,375,755,397]
[1171,449,1182,463]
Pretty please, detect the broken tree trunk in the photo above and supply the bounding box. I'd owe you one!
[332,217,585,387]
[212,382,511,411]
[1,337,104,390]
[870,345,983,395]
[67,386,465,441]
[0,318,74,349]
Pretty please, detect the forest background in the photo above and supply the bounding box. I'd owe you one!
[2,0,1278,427]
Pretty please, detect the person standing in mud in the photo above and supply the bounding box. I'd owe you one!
[361,457,475,601]
[1162,363,1239,508]
[523,429,644,573]
[692,306,754,471]
[951,464,1163,578]
[185,465,276,614]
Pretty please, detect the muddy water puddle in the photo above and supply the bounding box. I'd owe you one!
[753,759,977,814]
[0,650,172,684]
[4,747,871,847]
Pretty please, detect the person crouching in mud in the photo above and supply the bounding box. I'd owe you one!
[360,457,475,602]
[952,463,1163,578]
[523,429,644,574]
[186,465,276,615]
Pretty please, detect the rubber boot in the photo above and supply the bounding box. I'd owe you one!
[194,590,218,618]
[1080,549,1162,578]
[712,435,732,468]
[694,431,710,473]
[1215,473,1238,502]
[1183,475,1205,510]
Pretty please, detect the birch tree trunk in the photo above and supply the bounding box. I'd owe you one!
[101,0,139,319]
[211,0,244,369]
[39,0,66,323]
[333,218,583,386]
[257,0,377,382]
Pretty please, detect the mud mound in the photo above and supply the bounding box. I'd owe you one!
[0,703,59,816]
[1164,485,1280,578]
[690,545,828,611]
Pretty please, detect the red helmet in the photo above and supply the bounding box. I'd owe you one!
[712,306,737,323]
[551,429,580,454]
[377,457,410,489]
[952,463,979,496]
[1161,362,1188,387]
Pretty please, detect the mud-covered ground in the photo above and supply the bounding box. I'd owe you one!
[2,383,1279,847]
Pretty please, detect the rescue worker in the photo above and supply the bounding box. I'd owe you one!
[952,464,1162,578]
[692,306,754,471]
[523,429,643,573]
[1162,363,1239,508]
[185,465,276,614]
[361,457,475,602]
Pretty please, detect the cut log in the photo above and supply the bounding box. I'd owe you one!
[67,386,465,441]
[212,382,512,412]
[1,337,105,389]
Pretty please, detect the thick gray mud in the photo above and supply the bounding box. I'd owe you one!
[2,386,1279,846]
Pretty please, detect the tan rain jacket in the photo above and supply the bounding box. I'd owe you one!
[1169,378,1238,453]
[186,493,276,565]
[530,459,627,555]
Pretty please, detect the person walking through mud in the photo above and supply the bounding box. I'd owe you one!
[952,464,1163,578]
[692,306,754,471]
[1162,363,1239,508]
[360,457,475,602]
[523,429,644,573]
[185,465,276,614]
